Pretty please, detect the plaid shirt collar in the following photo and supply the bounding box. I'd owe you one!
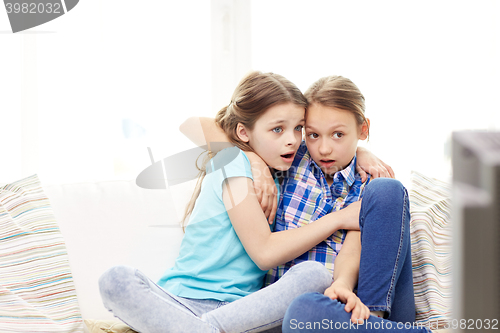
[309,154,357,190]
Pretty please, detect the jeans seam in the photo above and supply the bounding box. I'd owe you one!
[385,186,407,315]
[134,269,202,318]
[359,184,368,231]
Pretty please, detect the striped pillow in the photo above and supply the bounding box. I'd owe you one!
[0,175,83,332]
[409,171,452,329]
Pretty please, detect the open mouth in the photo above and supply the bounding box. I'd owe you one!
[320,159,336,167]
[281,153,294,159]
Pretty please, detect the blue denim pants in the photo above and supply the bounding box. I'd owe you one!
[99,261,332,333]
[283,178,431,333]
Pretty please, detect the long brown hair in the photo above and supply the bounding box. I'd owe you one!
[180,71,307,230]
[304,75,369,136]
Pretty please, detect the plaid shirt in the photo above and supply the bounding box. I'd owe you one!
[265,141,370,285]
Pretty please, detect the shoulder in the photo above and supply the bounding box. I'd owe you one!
[207,146,248,169]
[206,146,253,181]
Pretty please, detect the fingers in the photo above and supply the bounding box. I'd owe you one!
[255,185,263,208]
[384,163,396,178]
[259,190,269,218]
[357,166,368,183]
[266,184,277,224]
[363,305,370,319]
[350,301,364,324]
[358,164,396,180]
[264,194,272,221]
[326,286,371,325]
[344,293,357,312]
[268,195,277,225]
[346,296,370,324]
[260,189,277,223]
[368,165,391,179]
[351,304,370,324]
[370,166,382,179]
[324,288,337,300]
[326,284,371,325]
[351,302,361,323]
[369,166,379,179]
[255,177,278,222]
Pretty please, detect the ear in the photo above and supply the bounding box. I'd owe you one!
[359,118,370,140]
[236,123,250,143]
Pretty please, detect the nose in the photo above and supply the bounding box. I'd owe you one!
[286,130,298,147]
[318,138,332,155]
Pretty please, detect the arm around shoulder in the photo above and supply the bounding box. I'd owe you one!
[179,117,230,151]
[222,177,355,271]
[355,146,395,181]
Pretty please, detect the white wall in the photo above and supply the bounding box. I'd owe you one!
[251,0,500,186]
[1,1,211,184]
[1,1,499,187]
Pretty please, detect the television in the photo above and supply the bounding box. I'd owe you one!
[452,131,500,331]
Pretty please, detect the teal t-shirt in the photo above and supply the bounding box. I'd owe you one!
[158,147,272,302]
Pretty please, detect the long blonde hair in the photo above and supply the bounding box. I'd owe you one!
[180,71,307,230]
[304,75,369,136]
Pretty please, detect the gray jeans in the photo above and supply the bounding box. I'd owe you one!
[99,261,332,333]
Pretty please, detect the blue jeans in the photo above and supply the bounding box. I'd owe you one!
[283,178,429,333]
[99,261,332,333]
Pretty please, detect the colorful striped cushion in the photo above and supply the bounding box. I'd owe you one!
[0,175,84,332]
[409,171,452,329]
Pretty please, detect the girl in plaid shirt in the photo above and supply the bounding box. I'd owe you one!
[280,76,427,332]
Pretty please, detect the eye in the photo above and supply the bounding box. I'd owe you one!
[333,132,344,139]
[272,127,283,133]
[307,133,318,139]
[294,125,303,131]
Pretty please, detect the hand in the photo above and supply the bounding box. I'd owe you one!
[246,152,277,224]
[356,147,395,182]
[324,280,370,324]
[338,201,361,231]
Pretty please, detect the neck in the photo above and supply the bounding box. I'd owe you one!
[325,175,334,186]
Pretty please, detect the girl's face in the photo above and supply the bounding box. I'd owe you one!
[240,102,305,171]
[305,103,369,178]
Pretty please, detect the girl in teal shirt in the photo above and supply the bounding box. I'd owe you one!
[99,71,381,333]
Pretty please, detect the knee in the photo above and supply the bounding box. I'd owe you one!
[366,178,405,196]
[365,178,408,208]
[290,261,332,292]
[98,265,136,304]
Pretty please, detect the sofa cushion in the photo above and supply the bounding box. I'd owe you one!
[409,171,451,329]
[0,174,83,332]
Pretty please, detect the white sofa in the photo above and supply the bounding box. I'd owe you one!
[0,172,451,332]
[43,179,193,323]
